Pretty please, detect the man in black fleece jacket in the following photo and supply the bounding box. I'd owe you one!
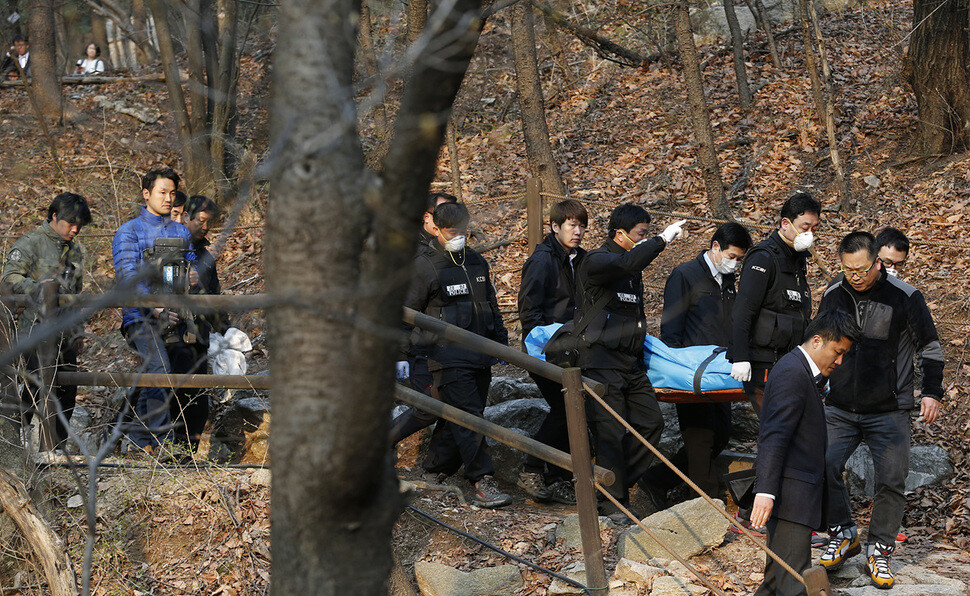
[816,232,944,589]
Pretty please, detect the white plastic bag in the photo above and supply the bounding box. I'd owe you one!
[208,327,252,376]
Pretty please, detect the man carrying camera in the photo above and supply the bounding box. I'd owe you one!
[112,168,198,453]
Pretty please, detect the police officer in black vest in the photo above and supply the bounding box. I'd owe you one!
[404,202,512,508]
[576,203,685,522]
[729,193,820,413]
[640,222,752,508]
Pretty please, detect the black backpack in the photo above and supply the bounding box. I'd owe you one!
[542,292,612,368]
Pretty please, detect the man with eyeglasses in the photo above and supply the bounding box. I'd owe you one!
[815,231,944,589]
[875,227,908,278]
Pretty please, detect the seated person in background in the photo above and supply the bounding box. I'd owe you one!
[75,43,106,75]
[112,168,197,454]
[1,35,30,80]
[1,193,92,449]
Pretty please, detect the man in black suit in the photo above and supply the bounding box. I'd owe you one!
[751,310,861,596]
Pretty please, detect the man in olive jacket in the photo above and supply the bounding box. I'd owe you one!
[2,193,91,447]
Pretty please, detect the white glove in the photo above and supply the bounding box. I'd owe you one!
[730,361,752,382]
[660,219,688,244]
[395,360,410,381]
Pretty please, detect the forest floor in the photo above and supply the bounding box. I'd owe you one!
[2,0,970,592]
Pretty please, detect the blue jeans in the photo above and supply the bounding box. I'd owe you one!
[824,406,911,546]
[124,322,174,448]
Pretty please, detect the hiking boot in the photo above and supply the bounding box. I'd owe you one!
[517,471,551,501]
[546,480,577,505]
[820,525,861,571]
[474,475,512,508]
[866,541,895,589]
[641,482,670,512]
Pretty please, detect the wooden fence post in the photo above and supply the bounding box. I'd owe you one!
[526,178,543,255]
[562,367,608,592]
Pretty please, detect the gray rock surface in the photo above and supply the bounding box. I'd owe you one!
[846,444,953,497]
[836,586,963,596]
[612,558,664,586]
[484,398,549,437]
[414,561,523,596]
[730,401,760,442]
[649,575,709,595]
[487,376,541,405]
[617,497,728,562]
[556,513,615,550]
[547,562,586,595]
[485,429,528,484]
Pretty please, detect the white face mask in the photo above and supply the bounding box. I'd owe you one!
[444,235,466,252]
[885,267,898,277]
[793,230,814,252]
[716,257,739,274]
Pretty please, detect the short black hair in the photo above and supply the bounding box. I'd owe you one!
[142,168,180,192]
[608,203,651,239]
[711,222,752,251]
[433,201,470,229]
[427,192,458,213]
[875,227,909,256]
[804,308,863,345]
[838,231,876,260]
[780,192,821,223]
[185,195,219,220]
[48,193,92,226]
[550,199,588,227]
[12,35,27,44]
[173,190,188,208]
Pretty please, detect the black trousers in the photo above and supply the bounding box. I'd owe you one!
[389,355,437,445]
[422,367,494,482]
[522,372,571,482]
[166,340,209,451]
[584,367,664,510]
[755,517,812,596]
[22,339,77,447]
[642,402,731,497]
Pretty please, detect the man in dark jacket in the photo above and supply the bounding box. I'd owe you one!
[729,193,821,412]
[576,203,685,521]
[640,222,752,507]
[875,227,908,279]
[390,192,457,445]
[404,202,512,508]
[750,309,859,596]
[2,193,91,448]
[516,198,589,504]
[816,232,944,589]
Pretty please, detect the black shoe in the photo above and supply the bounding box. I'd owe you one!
[474,475,512,508]
[546,480,577,505]
[641,482,670,512]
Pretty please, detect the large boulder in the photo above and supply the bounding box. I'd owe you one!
[730,401,760,443]
[650,576,709,595]
[68,405,105,455]
[414,561,523,596]
[657,401,682,458]
[484,398,549,437]
[845,444,953,497]
[485,429,528,484]
[556,513,615,550]
[487,376,541,405]
[617,497,728,562]
[207,396,270,464]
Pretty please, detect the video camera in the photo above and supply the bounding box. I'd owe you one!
[144,237,190,295]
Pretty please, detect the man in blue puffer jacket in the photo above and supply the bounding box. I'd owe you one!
[112,168,196,452]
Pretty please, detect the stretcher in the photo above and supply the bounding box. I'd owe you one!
[524,324,749,404]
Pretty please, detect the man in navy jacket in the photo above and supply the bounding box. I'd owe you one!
[751,310,860,596]
[112,168,196,452]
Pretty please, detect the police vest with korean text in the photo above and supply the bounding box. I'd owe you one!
[745,235,812,363]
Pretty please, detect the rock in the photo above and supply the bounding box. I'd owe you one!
[97,96,161,124]
[484,399,549,437]
[894,565,966,591]
[690,4,758,46]
[657,402,682,458]
[67,495,84,508]
[487,376,541,405]
[845,445,952,497]
[556,513,615,550]
[392,404,408,419]
[613,558,663,586]
[68,405,104,455]
[250,469,272,487]
[832,561,864,580]
[414,561,523,596]
[485,429,528,484]
[863,175,881,188]
[548,562,586,595]
[730,401,760,442]
[618,497,728,563]
[649,575,709,595]
[836,586,964,596]
[208,396,271,464]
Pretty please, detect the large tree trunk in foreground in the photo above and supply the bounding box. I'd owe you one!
[27,0,64,120]
[511,0,567,197]
[908,0,970,154]
[267,0,485,592]
[673,0,729,219]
